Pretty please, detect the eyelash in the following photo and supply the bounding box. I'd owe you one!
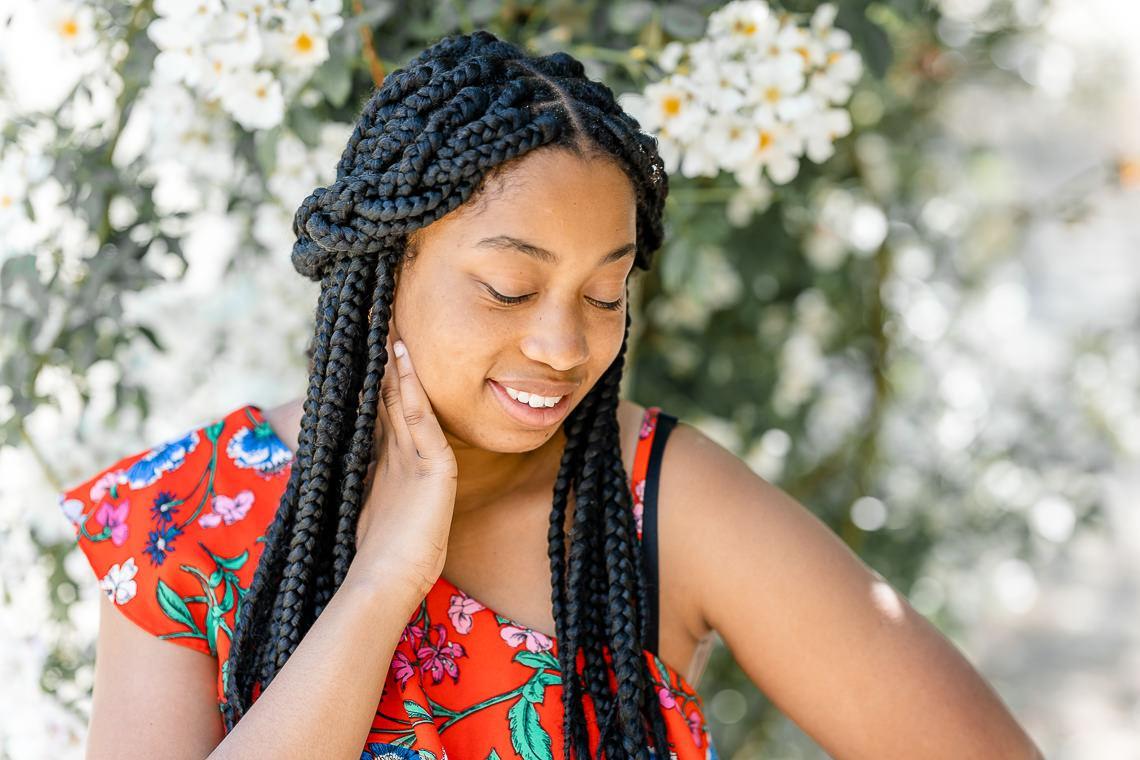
[484,286,625,312]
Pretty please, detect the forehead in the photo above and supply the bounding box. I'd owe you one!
[416,148,638,260]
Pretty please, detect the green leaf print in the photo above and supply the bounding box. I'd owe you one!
[155,578,199,633]
[507,698,553,760]
[204,420,224,442]
[485,750,502,760]
[207,546,249,571]
[403,699,433,722]
[519,670,560,704]
[513,650,559,672]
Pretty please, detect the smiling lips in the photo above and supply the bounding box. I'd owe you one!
[487,379,574,428]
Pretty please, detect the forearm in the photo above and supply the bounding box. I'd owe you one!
[207,565,424,760]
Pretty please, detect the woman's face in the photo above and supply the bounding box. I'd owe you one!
[390,147,638,454]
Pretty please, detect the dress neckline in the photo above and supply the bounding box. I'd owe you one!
[240,402,701,697]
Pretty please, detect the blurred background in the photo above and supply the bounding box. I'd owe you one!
[1,0,1138,757]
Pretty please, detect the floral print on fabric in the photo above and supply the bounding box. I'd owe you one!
[60,403,718,758]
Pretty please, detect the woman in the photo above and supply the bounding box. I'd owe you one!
[64,30,1042,759]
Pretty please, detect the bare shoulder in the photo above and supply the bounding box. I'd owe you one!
[656,420,1044,758]
[261,397,304,453]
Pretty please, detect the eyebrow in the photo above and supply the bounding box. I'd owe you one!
[475,235,636,267]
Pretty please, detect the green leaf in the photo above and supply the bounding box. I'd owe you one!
[254,127,281,177]
[205,607,219,655]
[404,699,433,722]
[513,650,559,671]
[217,580,235,614]
[520,676,543,704]
[211,549,249,571]
[507,698,552,760]
[661,5,706,39]
[608,1,655,34]
[155,578,198,632]
[310,57,352,108]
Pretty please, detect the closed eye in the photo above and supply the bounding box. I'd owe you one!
[482,284,624,312]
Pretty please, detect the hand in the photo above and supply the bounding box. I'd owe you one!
[352,322,458,598]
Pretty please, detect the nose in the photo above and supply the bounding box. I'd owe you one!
[519,301,590,372]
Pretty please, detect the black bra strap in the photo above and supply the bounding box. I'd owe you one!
[642,410,677,656]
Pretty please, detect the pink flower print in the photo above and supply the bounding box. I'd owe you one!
[198,489,254,528]
[657,685,677,710]
[401,621,426,649]
[686,709,703,746]
[417,624,465,685]
[94,498,130,545]
[633,500,644,538]
[640,414,655,439]
[447,591,485,634]
[90,469,124,502]
[391,649,417,689]
[500,624,554,653]
[634,477,645,505]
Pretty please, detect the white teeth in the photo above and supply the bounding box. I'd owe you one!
[503,385,563,408]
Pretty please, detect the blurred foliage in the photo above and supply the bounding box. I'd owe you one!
[2,0,1126,756]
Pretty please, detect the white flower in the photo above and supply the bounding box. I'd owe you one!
[658,40,686,73]
[288,0,344,37]
[42,1,97,53]
[735,106,802,185]
[707,0,779,50]
[708,112,759,169]
[746,53,807,121]
[149,15,212,87]
[218,68,285,129]
[809,48,863,104]
[726,180,773,227]
[772,19,826,70]
[59,497,86,526]
[810,3,853,53]
[797,106,853,163]
[633,78,706,141]
[99,558,139,605]
[268,13,329,69]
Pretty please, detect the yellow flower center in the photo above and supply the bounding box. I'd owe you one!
[294,32,314,53]
[758,131,774,151]
[59,18,79,39]
[662,95,682,117]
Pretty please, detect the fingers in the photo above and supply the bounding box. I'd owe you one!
[379,328,413,453]
[390,337,451,462]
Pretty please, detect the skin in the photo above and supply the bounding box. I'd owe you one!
[387,147,639,517]
[89,146,1044,758]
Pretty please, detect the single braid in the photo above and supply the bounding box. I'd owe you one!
[221,30,673,758]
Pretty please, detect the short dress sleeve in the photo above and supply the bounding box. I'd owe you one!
[57,404,292,662]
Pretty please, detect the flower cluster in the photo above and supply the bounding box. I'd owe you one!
[147,0,344,130]
[619,0,862,187]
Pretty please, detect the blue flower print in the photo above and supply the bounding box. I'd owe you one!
[144,523,183,566]
[125,430,200,489]
[149,490,179,523]
[227,420,292,477]
[360,742,421,760]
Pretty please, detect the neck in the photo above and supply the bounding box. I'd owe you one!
[444,425,567,516]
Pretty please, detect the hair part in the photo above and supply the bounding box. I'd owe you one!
[223,30,670,759]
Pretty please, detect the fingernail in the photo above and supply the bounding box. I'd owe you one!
[393,340,406,358]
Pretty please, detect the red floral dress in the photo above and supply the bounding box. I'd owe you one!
[59,403,717,759]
